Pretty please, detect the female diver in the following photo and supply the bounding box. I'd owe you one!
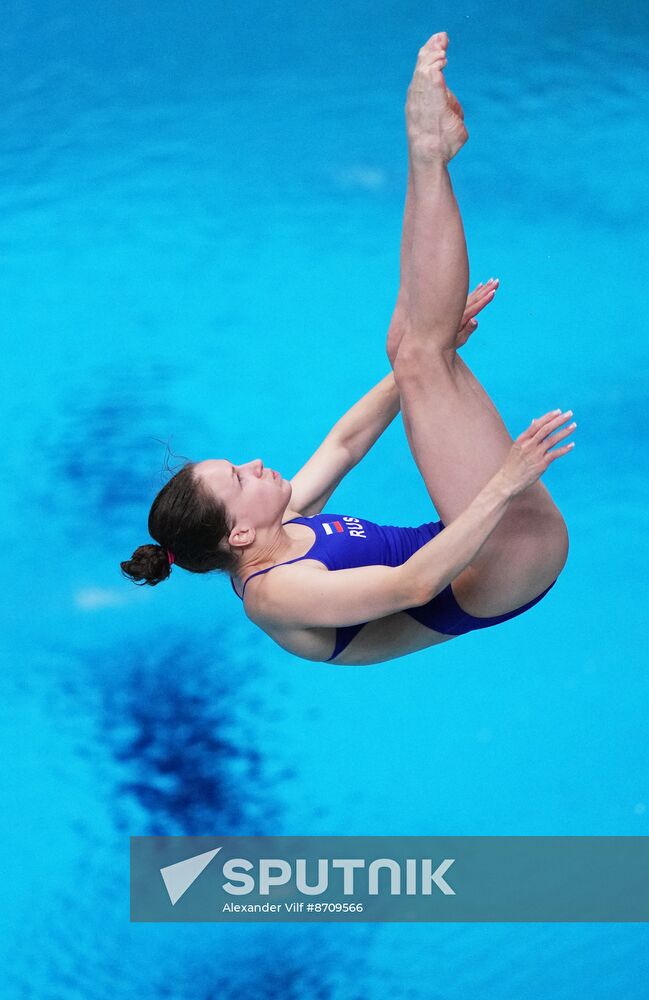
[121,32,574,665]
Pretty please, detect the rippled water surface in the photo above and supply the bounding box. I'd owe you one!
[2,1,648,997]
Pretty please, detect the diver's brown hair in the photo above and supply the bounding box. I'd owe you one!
[120,463,238,586]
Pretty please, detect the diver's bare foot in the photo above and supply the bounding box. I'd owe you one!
[405,31,468,164]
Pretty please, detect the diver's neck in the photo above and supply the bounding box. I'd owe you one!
[234,523,298,581]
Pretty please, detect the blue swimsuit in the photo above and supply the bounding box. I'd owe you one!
[230,512,555,661]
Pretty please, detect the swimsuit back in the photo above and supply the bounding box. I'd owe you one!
[229,512,441,600]
[229,509,556,661]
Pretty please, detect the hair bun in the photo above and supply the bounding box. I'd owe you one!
[120,543,172,586]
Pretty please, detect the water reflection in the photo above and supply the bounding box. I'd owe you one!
[93,632,286,835]
[34,360,190,547]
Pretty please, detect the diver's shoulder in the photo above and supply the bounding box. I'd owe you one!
[243,558,327,625]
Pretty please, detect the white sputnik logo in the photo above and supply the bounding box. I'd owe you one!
[160,847,222,905]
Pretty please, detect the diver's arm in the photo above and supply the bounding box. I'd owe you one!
[288,282,499,513]
[328,372,400,464]
[288,373,400,516]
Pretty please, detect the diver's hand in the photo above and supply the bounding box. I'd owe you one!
[457,277,499,348]
[387,277,500,368]
[499,410,576,495]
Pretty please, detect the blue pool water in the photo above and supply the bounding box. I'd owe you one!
[1,0,648,996]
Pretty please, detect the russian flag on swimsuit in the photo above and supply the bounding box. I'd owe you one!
[322,521,344,535]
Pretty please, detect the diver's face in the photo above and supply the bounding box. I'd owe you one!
[193,458,290,535]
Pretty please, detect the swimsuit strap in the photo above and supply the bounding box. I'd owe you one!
[230,517,308,600]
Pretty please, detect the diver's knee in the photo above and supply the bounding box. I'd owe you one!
[393,335,455,386]
[551,513,569,574]
[529,509,569,578]
[512,505,569,578]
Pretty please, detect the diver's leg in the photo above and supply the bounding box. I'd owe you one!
[389,42,567,614]
[386,155,474,367]
[386,159,414,367]
[395,349,568,615]
[392,186,569,615]
[391,163,568,614]
[388,32,469,363]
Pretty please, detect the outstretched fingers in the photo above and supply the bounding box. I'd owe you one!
[544,419,577,461]
[524,409,577,465]
[546,440,576,463]
[456,278,500,346]
[464,278,499,319]
[519,409,562,440]
[504,409,576,494]
[531,410,575,441]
